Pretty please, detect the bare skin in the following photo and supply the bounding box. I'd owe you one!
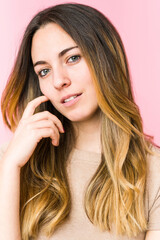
[0,21,159,239]
[73,108,101,153]
[0,23,101,239]
[3,96,64,168]
[1,96,158,240]
[0,95,64,240]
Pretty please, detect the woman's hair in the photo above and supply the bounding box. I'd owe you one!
[1,3,153,239]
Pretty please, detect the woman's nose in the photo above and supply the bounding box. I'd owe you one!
[52,65,71,89]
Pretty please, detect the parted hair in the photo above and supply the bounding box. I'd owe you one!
[1,3,153,239]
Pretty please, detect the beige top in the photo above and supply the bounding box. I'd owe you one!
[0,143,160,240]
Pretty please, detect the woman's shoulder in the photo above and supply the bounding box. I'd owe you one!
[146,145,160,184]
[145,146,160,206]
[147,145,160,175]
[145,145,160,229]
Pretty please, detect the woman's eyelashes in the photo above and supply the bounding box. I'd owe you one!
[38,69,50,78]
[67,54,81,63]
[36,54,81,78]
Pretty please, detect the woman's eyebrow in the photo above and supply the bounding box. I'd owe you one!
[59,45,78,57]
[33,46,78,68]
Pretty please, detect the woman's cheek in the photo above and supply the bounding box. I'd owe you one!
[39,81,48,96]
[39,82,56,104]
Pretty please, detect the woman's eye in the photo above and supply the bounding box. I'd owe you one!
[38,69,50,78]
[67,55,81,63]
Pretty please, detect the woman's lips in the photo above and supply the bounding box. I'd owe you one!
[61,93,82,107]
[61,93,81,103]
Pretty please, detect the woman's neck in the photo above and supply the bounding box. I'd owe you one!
[72,110,101,153]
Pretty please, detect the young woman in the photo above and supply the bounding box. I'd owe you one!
[0,3,160,240]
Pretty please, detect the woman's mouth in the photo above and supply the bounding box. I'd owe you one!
[61,93,82,106]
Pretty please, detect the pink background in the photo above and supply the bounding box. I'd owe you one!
[0,0,160,146]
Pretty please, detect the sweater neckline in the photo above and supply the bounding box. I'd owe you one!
[69,148,101,163]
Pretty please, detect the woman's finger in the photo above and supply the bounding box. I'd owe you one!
[28,119,55,130]
[22,96,49,119]
[35,127,60,146]
[30,111,64,133]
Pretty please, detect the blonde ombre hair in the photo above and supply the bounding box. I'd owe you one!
[1,3,153,239]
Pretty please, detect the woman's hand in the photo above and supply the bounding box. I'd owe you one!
[3,95,64,168]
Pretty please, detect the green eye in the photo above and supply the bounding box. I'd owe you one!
[67,55,80,63]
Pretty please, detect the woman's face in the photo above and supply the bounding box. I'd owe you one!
[31,23,99,122]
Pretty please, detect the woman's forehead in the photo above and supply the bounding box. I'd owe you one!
[31,23,77,59]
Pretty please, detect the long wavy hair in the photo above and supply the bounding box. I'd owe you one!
[1,3,153,239]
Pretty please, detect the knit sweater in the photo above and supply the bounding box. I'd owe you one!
[0,144,160,240]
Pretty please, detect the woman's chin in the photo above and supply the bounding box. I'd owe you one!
[65,113,98,123]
